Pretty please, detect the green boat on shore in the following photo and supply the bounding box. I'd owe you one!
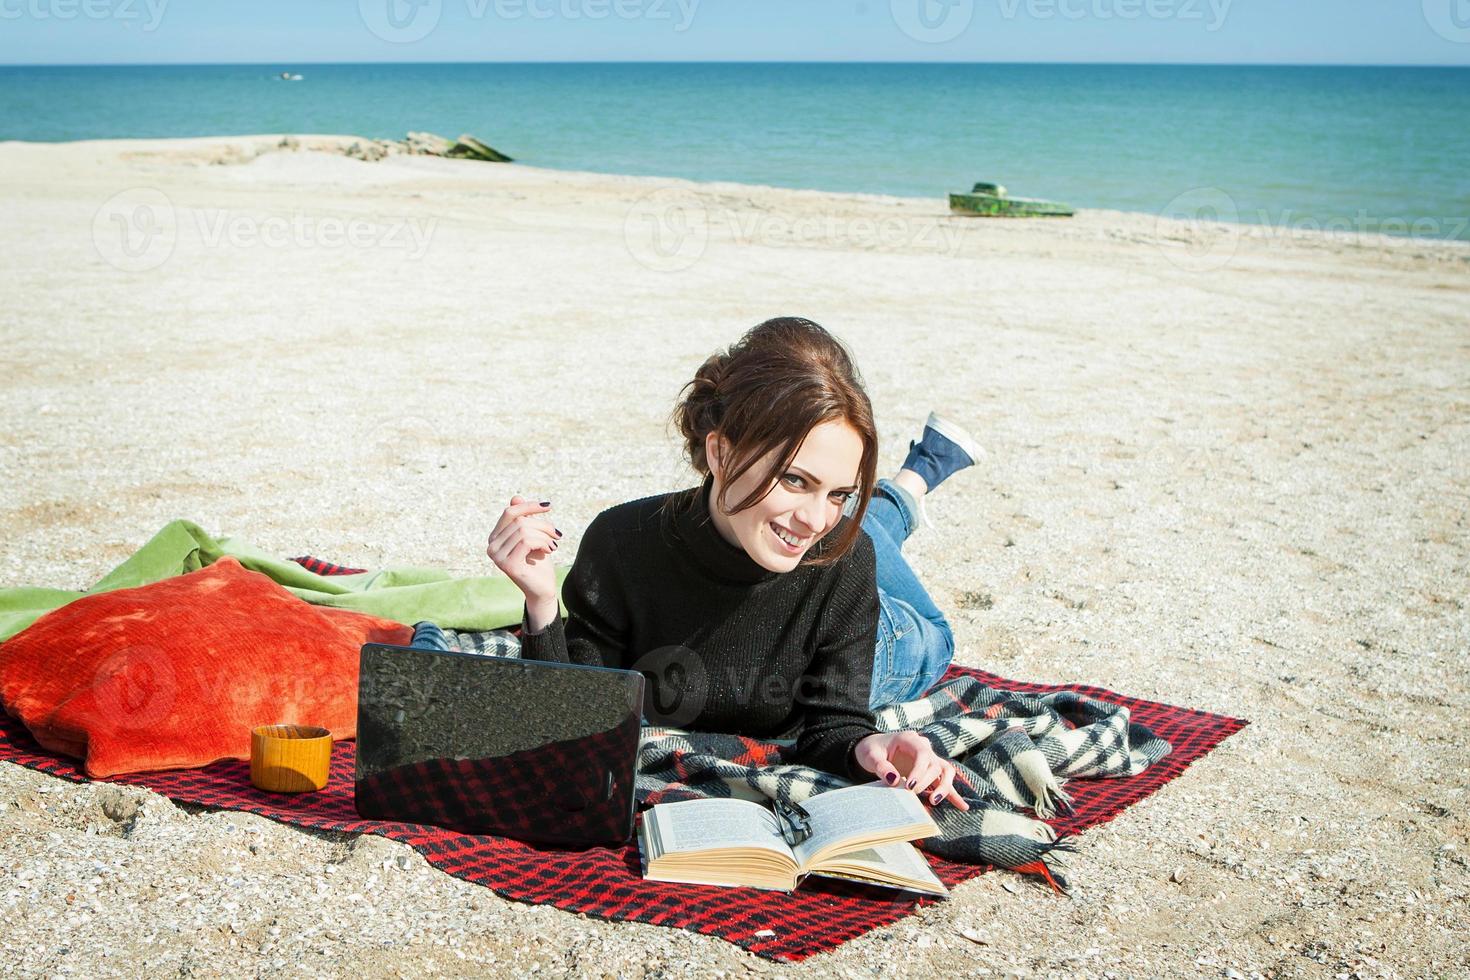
[949,182,1075,218]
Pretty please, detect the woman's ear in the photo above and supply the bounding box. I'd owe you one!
[704,430,726,480]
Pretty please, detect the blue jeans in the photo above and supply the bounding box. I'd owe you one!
[858,479,955,708]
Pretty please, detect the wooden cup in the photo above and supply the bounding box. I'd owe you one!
[250,724,333,793]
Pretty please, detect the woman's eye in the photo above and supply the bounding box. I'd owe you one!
[783,474,852,503]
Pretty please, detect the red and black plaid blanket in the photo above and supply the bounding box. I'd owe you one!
[0,554,1248,961]
[0,670,1245,961]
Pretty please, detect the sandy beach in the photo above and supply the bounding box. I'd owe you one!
[1,135,1467,978]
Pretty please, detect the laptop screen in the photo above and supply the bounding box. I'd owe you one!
[354,642,645,847]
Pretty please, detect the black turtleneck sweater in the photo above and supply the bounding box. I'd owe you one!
[518,475,881,782]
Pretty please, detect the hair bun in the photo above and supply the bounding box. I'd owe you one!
[696,351,729,392]
[674,352,729,470]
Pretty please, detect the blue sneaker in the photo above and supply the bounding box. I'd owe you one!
[901,412,985,528]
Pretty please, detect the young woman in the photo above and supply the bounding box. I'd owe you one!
[485,317,982,811]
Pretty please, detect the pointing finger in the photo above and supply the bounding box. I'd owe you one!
[507,498,553,519]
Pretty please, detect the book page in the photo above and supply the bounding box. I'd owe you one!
[791,784,936,868]
[650,798,792,859]
[805,841,948,896]
[824,842,945,886]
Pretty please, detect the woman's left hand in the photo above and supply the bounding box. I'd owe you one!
[854,732,970,810]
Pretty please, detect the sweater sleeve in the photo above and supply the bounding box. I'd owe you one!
[792,532,882,782]
[517,512,630,669]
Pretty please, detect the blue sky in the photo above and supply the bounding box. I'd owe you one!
[3,0,1469,65]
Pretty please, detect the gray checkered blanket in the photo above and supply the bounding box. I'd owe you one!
[412,623,1172,889]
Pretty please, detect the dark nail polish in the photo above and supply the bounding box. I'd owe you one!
[884,771,898,785]
[930,792,942,805]
[554,529,563,538]
[539,500,551,507]
[906,778,917,790]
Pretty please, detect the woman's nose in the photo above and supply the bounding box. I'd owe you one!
[793,500,823,536]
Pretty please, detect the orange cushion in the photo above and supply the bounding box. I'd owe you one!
[0,557,412,777]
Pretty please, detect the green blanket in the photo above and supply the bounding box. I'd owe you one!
[0,519,566,644]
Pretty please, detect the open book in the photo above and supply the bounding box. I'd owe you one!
[638,782,948,896]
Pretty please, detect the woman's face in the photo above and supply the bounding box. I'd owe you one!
[706,419,864,572]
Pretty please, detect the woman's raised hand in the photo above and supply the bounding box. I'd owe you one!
[486,495,562,606]
[853,731,971,811]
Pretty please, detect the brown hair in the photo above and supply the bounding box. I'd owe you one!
[664,316,879,567]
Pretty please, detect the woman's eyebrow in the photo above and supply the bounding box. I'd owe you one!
[788,465,859,492]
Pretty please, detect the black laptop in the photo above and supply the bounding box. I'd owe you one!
[354,642,645,847]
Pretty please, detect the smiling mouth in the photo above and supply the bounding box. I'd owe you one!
[769,522,809,553]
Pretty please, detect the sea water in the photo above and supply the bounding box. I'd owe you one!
[2,62,1467,240]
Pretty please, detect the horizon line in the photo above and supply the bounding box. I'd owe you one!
[3,58,1470,69]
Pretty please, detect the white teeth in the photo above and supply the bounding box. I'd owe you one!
[771,523,804,548]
